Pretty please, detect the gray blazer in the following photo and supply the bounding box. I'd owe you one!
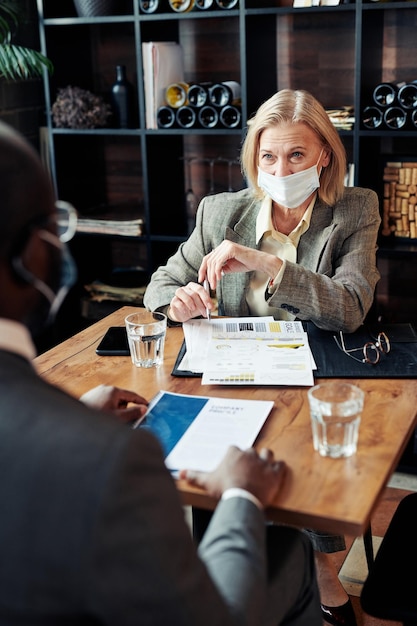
[0,350,321,625]
[144,187,381,332]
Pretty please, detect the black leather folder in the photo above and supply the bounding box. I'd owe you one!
[304,322,417,379]
[171,322,417,379]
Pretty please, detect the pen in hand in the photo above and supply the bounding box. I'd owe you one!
[203,279,211,321]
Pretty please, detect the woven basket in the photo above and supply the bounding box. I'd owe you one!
[73,0,117,16]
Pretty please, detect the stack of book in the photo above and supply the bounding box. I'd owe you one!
[83,281,146,305]
[76,217,144,237]
[326,106,355,131]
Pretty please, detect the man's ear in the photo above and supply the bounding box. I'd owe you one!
[0,233,48,322]
[10,229,49,287]
[11,255,34,286]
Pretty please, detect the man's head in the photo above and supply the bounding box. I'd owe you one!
[0,122,55,256]
[0,121,71,332]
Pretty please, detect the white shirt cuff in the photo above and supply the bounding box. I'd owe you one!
[221,488,263,511]
[267,259,286,292]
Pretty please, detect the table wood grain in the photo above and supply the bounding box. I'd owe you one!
[34,306,417,536]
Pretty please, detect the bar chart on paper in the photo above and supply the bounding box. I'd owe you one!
[180,317,315,386]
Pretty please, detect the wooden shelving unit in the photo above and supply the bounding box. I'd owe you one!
[37,0,417,328]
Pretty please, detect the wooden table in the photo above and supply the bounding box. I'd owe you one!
[34,306,417,537]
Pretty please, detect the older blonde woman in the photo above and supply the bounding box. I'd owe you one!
[145,89,381,626]
[145,88,380,334]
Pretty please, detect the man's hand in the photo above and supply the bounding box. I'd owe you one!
[80,384,148,423]
[179,445,286,509]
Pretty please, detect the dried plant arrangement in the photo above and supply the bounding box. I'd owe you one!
[51,85,112,129]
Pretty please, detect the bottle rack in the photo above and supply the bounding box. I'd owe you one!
[139,0,239,13]
[158,104,241,129]
[362,81,417,131]
[37,0,417,328]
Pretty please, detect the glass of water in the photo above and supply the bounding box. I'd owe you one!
[125,310,167,368]
[307,382,365,458]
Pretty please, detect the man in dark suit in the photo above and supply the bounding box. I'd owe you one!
[0,120,321,625]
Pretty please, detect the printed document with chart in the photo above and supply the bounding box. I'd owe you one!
[183,316,315,386]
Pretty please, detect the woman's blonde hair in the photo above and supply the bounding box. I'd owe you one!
[240,89,347,206]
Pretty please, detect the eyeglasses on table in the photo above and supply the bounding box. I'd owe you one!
[333,330,390,365]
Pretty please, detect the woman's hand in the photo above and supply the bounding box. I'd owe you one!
[198,240,283,289]
[168,281,212,323]
[169,241,283,323]
[80,384,148,424]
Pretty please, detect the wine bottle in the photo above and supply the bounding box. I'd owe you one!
[139,0,159,12]
[219,104,241,128]
[215,0,239,8]
[195,0,214,8]
[384,106,408,130]
[176,105,197,128]
[397,81,417,110]
[208,81,241,107]
[411,109,417,128]
[169,0,195,11]
[188,82,212,107]
[372,82,401,108]
[165,83,189,108]
[111,65,133,128]
[362,106,383,129]
[198,105,219,128]
[157,106,176,129]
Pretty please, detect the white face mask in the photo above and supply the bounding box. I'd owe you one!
[257,150,323,209]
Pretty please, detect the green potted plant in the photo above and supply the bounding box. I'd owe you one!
[0,0,52,80]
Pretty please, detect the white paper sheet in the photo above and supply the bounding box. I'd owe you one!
[136,390,274,473]
[181,317,315,386]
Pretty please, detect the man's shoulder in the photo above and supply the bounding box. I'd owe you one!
[0,359,128,451]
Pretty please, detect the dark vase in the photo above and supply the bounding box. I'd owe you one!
[111,65,133,128]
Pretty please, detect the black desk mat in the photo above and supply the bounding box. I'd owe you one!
[306,322,417,378]
[171,322,417,379]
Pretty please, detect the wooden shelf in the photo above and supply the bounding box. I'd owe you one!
[37,0,417,325]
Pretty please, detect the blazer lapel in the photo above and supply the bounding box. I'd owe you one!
[224,197,260,247]
[217,198,260,316]
[298,201,337,271]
